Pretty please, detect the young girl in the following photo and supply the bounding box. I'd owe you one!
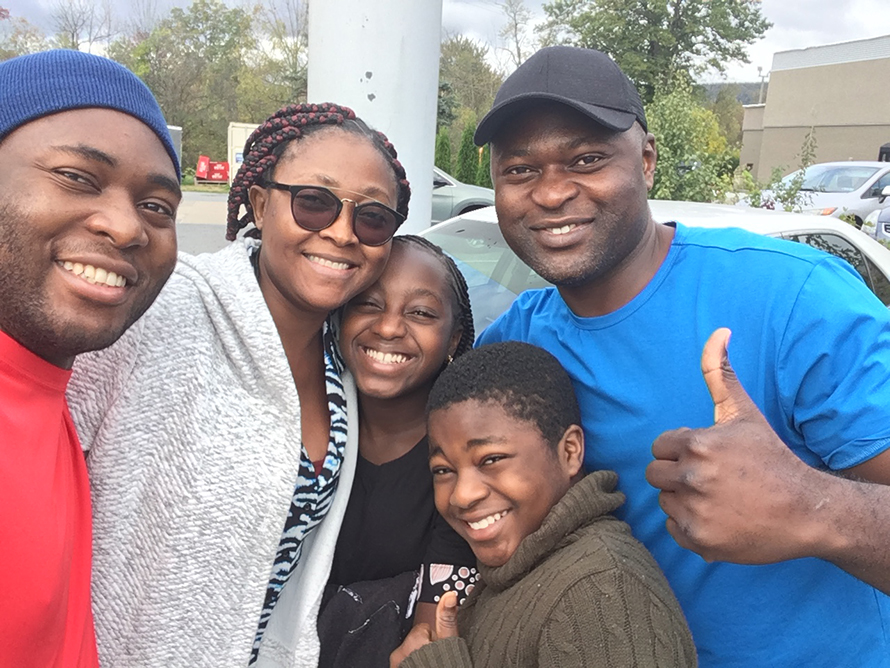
[67,103,410,668]
[318,236,477,667]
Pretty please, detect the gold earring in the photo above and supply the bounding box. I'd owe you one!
[446,355,454,365]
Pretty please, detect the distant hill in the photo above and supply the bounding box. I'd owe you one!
[699,82,768,105]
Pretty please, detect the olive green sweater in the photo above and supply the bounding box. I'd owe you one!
[401,471,696,668]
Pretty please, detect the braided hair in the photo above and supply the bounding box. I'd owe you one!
[392,235,474,359]
[226,102,411,241]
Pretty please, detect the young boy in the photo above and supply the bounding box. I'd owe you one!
[391,342,696,667]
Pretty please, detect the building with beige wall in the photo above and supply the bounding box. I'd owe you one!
[740,34,890,182]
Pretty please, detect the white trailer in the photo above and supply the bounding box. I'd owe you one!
[227,121,261,185]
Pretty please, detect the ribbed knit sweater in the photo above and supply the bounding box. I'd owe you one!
[402,471,696,668]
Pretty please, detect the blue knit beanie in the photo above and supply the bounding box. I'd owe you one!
[0,49,181,180]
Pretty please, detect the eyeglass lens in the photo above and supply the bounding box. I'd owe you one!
[291,187,398,246]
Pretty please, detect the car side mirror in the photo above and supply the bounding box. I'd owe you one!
[433,178,449,189]
[880,185,890,203]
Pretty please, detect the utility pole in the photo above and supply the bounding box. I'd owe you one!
[308,0,443,234]
[757,66,768,104]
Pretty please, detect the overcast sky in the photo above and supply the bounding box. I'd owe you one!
[7,0,890,83]
[443,0,890,82]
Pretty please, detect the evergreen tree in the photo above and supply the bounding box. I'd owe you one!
[476,143,492,188]
[455,123,478,184]
[435,128,453,174]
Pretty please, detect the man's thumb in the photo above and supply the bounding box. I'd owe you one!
[701,328,754,424]
[435,591,459,639]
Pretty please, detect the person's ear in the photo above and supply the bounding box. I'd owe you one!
[248,184,269,232]
[447,325,463,360]
[642,133,657,191]
[556,424,585,478]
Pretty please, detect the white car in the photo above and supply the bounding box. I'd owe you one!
[744,161,890,229]
[421,201,890,333]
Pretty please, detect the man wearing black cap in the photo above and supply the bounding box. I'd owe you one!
[476,46,890,666]
[0,50,180,666]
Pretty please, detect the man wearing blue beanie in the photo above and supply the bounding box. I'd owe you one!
[0,49,181,667]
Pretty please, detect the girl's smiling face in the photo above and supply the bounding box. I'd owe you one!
[340,243,462,400]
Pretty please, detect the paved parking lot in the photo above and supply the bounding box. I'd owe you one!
[176,191,229,255]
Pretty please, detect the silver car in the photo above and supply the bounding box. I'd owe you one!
[748,161,890,229]
[422,201,890,333]
[431,167,495,225]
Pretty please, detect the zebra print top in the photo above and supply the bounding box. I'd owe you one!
[247,252,349,664]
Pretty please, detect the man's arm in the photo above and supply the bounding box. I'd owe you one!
[646,328,890,595]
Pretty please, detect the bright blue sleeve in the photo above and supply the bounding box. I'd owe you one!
[776,256,890,469]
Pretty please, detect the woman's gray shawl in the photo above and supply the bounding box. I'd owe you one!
[68,239,358,668]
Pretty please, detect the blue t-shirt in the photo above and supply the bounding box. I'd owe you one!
[478,223,890,667]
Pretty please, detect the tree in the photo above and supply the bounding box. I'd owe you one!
[435,128,453,174]
[476,143,493,188]
[455,123,478,184]
[496,0,535,70]
[0,8,49,61]
[646,78,730,202]
[439,34,503,120]
[437,80,458,131]
[538,0,771,102]
[255,0,309,107]
[51,0,116,52]
[746,129,817,213]
[109,0,259,169]
[710,84,744,147]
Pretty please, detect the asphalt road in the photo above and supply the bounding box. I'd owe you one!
[176,191,229,255]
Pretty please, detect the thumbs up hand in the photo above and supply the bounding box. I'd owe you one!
[435,591,460,639]
[645,328,820,565]
[389,592,461,667]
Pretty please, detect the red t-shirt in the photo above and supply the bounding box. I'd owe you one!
[0,331,99,667]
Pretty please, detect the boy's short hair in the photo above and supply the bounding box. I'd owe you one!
[427,341,581,448]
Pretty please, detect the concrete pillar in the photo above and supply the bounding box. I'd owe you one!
[308,0,443,234]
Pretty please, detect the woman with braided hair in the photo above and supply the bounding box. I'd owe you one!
[66,103,410,668]
[316,235,477,667]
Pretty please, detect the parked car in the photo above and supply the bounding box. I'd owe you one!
[431,167,495,224]
[421,201,890,333]
[861,186,890,242]
[740,161,890,228]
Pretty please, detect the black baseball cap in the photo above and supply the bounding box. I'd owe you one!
[474,46,647,146]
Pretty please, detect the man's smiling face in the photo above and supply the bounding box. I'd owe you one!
[0,108,181,368]
[490,101,656,290]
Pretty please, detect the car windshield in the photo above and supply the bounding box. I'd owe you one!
[423,218,550,332]
[782,165,880,193]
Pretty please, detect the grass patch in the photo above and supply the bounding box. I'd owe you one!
[182,182,230,194]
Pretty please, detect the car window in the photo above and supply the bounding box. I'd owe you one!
[863,255,890,306]
[783,232,890,305]
[424,219,549,332]
[787,166,880,193]
[863,173,890,199]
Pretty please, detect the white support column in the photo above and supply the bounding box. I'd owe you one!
[308,0,443,235]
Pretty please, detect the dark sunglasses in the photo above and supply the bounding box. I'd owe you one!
[264,181,404,246]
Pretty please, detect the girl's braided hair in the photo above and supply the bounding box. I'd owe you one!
[392,235,474,359]
[225,102,411,241]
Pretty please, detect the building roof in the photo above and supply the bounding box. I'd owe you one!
[772,33,890,72]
